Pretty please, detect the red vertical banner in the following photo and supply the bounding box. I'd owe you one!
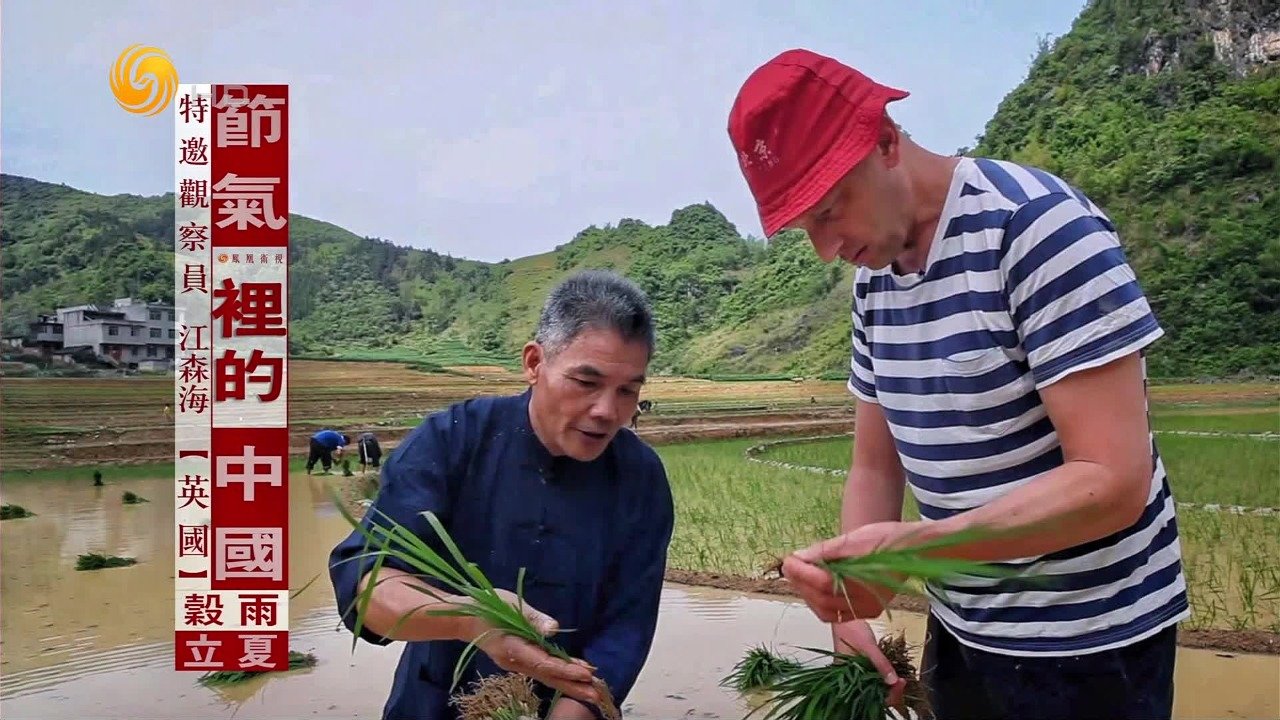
[210,427,290,591]
[176,83,289,672]
[209,84,288,248]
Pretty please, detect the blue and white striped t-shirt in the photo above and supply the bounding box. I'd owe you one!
[848,156,1189,657]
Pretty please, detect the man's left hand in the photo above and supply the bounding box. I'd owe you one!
[781,521,922,622]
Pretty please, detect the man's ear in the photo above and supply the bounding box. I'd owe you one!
[879,114,902,168]
[522,341,543,385]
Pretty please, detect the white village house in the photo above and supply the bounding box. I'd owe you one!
[2,297,178,372]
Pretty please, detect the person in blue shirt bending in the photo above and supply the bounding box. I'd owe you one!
[307,429,350,475]
[328,270,675,720]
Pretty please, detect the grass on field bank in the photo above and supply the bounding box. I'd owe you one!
[1151,408,1278,433]
[296,336,520,371]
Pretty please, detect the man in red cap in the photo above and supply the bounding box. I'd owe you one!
[729,49,1186,720]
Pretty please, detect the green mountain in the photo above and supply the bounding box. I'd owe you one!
[0,174,851,377]
[3,0,1277,378]
[968,0,1280,377]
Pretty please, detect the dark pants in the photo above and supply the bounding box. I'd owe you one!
[359,439,381,467]
[306,438,334,473]
[920,613,1177,720]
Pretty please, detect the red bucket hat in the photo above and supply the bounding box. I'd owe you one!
[728,49,909,238]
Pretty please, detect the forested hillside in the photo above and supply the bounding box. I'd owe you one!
[3,0,1276,378]
[0,174,851,377]
[969,0,1280,377]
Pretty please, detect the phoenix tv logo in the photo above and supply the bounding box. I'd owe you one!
[109,44,179,116]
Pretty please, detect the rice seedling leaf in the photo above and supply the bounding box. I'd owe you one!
[813,523,1045,612]
[422,509,494,591]
[745,645,891,720]
[722,644,805,692]
[326,483,622,720]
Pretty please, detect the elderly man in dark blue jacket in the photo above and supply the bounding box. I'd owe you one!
[328,270,674,720]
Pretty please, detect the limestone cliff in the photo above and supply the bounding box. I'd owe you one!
[1130,0,1280,77]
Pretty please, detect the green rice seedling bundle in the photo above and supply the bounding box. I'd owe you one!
[122,490,149,504]
[196,650,317,687]
[328,488,620,720]
[721,644,805,693]
[743,527,1035,719]
[741,632,931,720]
[766,526,1031,617]
[74,552,136,570]
[0,504,34,520]
[818,527,1024,606]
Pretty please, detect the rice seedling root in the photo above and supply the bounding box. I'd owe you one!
[731,631,933,720]
[448,673,618,720]
[451,673,541,720]
[877,632,931,720]
[592,677,621,720]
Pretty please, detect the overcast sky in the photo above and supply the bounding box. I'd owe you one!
[3,1,1086,263]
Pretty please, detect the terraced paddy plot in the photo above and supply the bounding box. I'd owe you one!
[753,418,1279,511]
[1,366,1276,718]
[0,360,861,470]
[1151,406,1279,434]
[740,412,1279,635]
[659,441,847,577]
[0,464,1275,720]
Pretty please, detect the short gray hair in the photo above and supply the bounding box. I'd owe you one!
[534,270,656,360]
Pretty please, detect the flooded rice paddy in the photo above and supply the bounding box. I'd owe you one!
[2,471,1278,719]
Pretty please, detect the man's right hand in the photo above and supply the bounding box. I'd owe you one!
[832,620,906,708]
[461,589,602,707]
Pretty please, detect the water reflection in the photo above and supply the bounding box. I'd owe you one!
[2,471,1277,720]
[1,472,356,685]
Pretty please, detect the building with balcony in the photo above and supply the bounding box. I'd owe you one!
[5,298,177,371]
[2,314,65,355]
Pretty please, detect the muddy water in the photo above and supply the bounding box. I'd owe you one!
[2,473,1277,719]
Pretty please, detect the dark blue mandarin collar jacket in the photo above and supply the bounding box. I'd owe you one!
[328,389,675,720]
